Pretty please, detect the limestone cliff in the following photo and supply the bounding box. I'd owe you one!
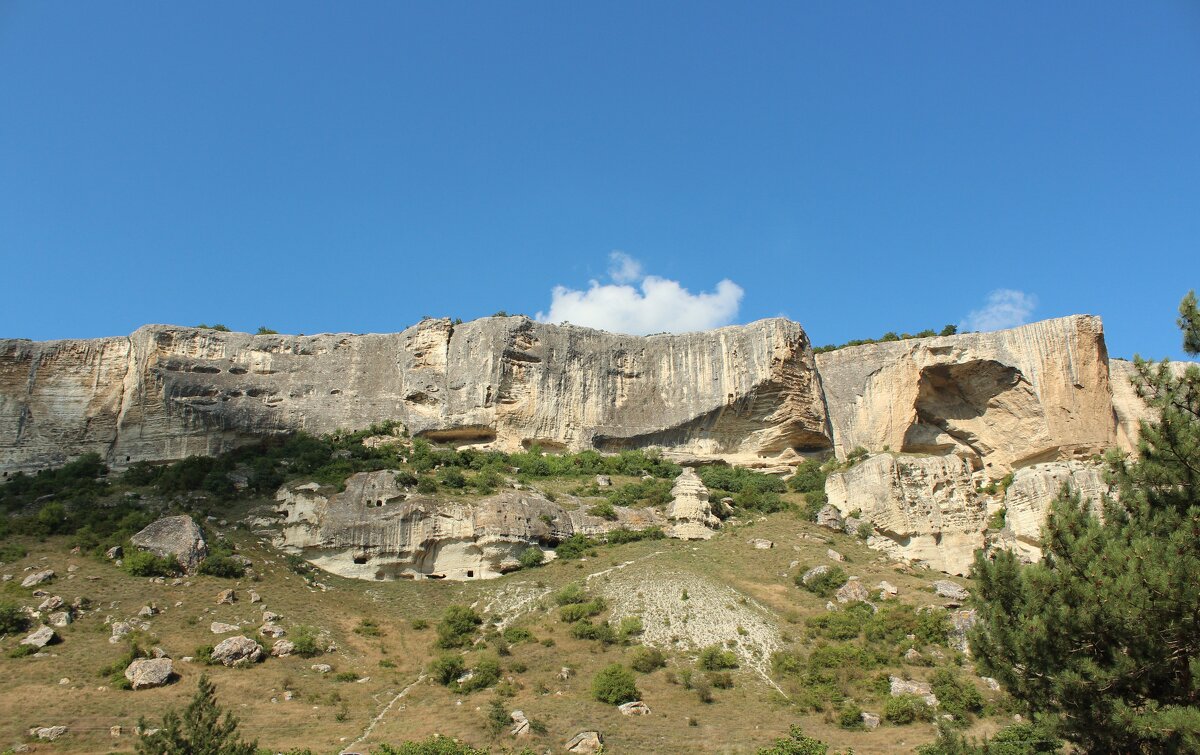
[1,316,830,474]
[814,316,1117,477]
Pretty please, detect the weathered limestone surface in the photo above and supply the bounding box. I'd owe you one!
[1,317,830,474]
[996,460,1112,562]
[815,316,1117,476]
[826,454,988,575]
[1109,359,1197,452]
[273,471,667,581]
[666,467,721,540]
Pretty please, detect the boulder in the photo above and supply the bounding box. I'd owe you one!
[262,610,282,623]
[210,622,240,634]
[211,636,263,667]
[933,581,970,602]
[618,701,651,716]
[815,504,844,531]
[835,578,870,604]
[21,625,57,648]
[861,711,881,730]
[889,676,938,707]
[130,515,207,573]
[249,591,262,603]
[48,611,72,627]
[311,663,333,673]
[38,595,63,612]
[878,580,898,596]
[260,623,286,639]
[800,565,829,585]
[105,545,123,560]
[33,726,68,741]
[595,475,611,488]
[110,621,134,643]
[124,658,174,690]
[21,569,55,588]
[826,548,844,562]
[216,589,236,605]
[271,640,295,657]
[565,731,603,754]
[751,538,774,550]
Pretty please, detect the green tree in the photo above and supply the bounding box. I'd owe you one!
[136,674,256,755]
[590,663,639,704]
[970,292,1200,752]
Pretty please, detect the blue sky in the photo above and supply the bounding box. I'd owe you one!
[1,2,1196,359]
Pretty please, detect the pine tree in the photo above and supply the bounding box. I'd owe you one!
[136,674,257,755]
[969,292,1200,752]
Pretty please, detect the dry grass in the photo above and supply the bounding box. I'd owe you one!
[0,503,1007,754]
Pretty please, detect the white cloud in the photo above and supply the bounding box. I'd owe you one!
[962,289,1038,332]
[607,251,643,284]
[536,254,744,335]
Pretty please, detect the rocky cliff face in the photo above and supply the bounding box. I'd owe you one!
[814,316,1118,477]
[1,316,829,474]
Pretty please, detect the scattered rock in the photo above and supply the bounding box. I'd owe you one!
[130,515,208,573]
[21,569,55,588]
[933,580,970,602]
[558,666,574,680]
[38,595,63,612]
[816,504,844,531]
[889,676,938,707]
[111,725,122,738]
[262,610,282,623]
[878,580,898,596]
[138,605,157,618]
[48,611,72,627]
[311,663,332,674]
[105,545,123,560]
[249,591,262,603]
[210,622,240,634]
[826,548,844,562]
[260,623,286,639]
[125,658,174,690]
[110,621,133,644]
[751,538,774,550]
[981,676,1001,691]
[32,726,68,741]
[565,731,603,754]
[595,475,611,487]
[21,625,57,648]
[510,710,530,737]
[271,640,295,658]
[904,648,922,662]
[216,589,236,605]
[801,565,829,585]
[861,711,881,730]
[618,700,651,716]
[835,577,871,604]
[211,636,264,667]
[152,647,170,659]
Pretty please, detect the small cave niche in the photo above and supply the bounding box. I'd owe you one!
[466,570,474,578]
[353,554,369,565]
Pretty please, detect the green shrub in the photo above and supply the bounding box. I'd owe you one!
[795,565,847,598]
[123,550,180,577]
[837,703,864,729]
[438,468,467,489]
[436,605,482,648]
[0,542,28,563]
[455,655,501,693]
[756,725,829,755]
[698,645,738,671]
[518,546,544,569]
[394,470,418,487]
[929,668,984,721]
[0,601,31,634]
[290,625,322,658]
[416,477,438,494]
[788,460,827,494]
[354,618,383,637]
[884,694,934,725]
[571,620,617,645]
[629,646,666,673]
[501,627,534,644]
[198,555,245,578]
[333,671,359,682]
[708,671,734,689]
[554,533,597,559]
[988,507,1007,530]
[553,583,588,605]
[591,663,639,705]
[617,615,644,641]
[430,653,466,685]
[374,736,488,755]
[588,501,618,520]
[605,527,665,544]
[411,619,429,631]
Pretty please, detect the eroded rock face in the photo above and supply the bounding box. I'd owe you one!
[826,454,988,575]
[666,468,720,540]
[1,317,830,473]
[273,471,667,581]
[815,316,1117,476]
[993,460,1112,561]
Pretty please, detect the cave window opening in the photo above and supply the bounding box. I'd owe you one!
[466,570,474,578]
[353,555,369,565]
[376,500,384,507]
[125,456,131,462]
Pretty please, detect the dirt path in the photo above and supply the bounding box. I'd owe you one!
[344,672,427,752]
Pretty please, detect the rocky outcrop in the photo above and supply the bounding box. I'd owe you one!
[665,468,721,539]
[273,471,667,581]
[815,316,1118,477]
[994,460,1112,561]
[124,658,174,690]
[210,636,263,666]
[1,317,830,473]
[826,454,988,575]
[130,515,207,573]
